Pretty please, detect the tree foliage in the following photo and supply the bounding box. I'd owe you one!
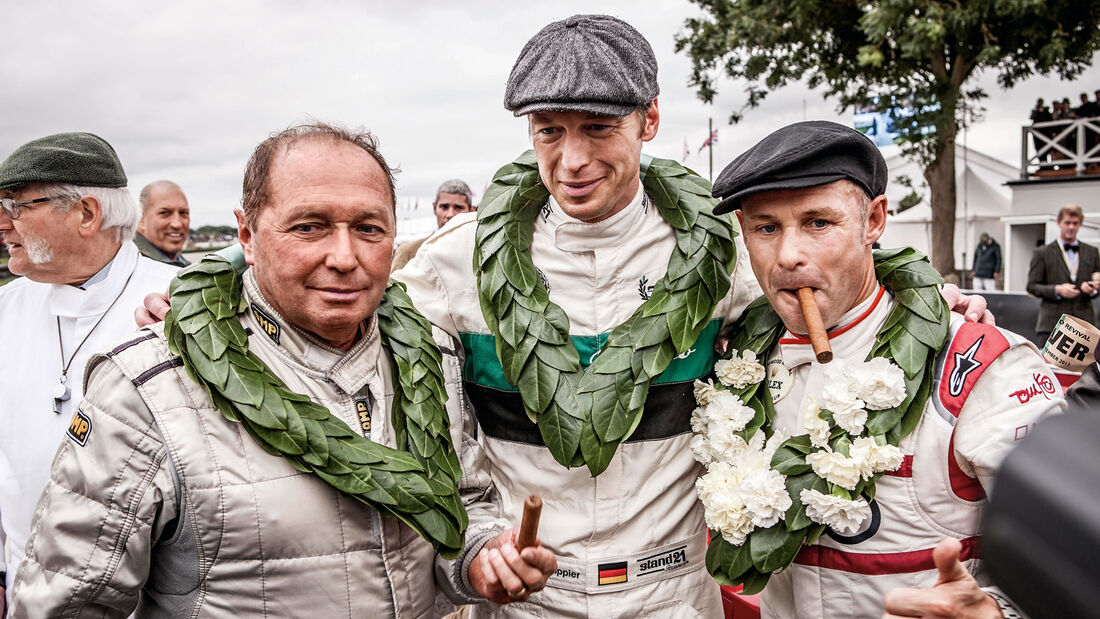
[676,0,1100,273]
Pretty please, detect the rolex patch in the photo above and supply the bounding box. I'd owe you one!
[250,304,281,344]
[67,409,92,446]
[766,356,792,404]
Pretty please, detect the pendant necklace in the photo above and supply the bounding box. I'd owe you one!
[53,263,137,414]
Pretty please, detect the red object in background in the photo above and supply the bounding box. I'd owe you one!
[1051,366,1080,390]
[721,584,761,619]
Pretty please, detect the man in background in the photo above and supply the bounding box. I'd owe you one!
[972,232,1001,290]
[391,179,473,272]
[1028,204,1100,345]
[0,132,176,613]
[134,180,191,267]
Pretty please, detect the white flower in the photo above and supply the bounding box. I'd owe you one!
[821,360,867,434]
[850,357,907,410]
[800,488,872,535]
[690,407,708,435]
[690,433,718,466]
[806,449,866,491]
[708,424,751,462]
[849,436,904,474]
[800,395,831,448]
[715,350,766,389]
[742,468,793,528]
[694,378,721,407]
[704,391,755,432]
[696,463,755,545]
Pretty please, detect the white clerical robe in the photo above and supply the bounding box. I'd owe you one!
[0,241,175,598]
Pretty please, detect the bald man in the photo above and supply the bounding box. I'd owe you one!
[135,180,191,266]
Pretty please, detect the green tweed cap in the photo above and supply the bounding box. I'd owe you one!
[0,132,127,191]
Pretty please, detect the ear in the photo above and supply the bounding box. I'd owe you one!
[865,195,888,245]
[136,216,147,236]
[641,99,660,142]
[235,209,256,266]
[75,195,103,238]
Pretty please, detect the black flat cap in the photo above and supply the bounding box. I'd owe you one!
[504,14,659,117]
[0,132,127,192]
[712,120,886,214]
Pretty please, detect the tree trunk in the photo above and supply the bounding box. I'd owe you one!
[924,116,958,277]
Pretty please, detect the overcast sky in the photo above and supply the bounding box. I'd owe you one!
[3,1,1097,231]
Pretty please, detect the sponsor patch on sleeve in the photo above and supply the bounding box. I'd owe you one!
[67,409,92,446]
[939,322,1011,418]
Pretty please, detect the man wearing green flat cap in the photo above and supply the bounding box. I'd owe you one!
[0,132,176,613]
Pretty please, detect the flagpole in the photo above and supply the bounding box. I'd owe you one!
[708,117,714,184]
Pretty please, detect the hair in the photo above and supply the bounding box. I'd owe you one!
[34,182,140,243]
[1058,204,1084,222]
[434,179,474,207]
[241,122,398,228]
[139,180,183,214]
[839,179,874,225]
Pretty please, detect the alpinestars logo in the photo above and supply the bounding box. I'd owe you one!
[540,201,552,222]
[638,276,655,300]
[949,336,984,397]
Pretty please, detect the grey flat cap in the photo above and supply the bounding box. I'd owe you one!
[0,132,127,191]
[712,121,887,214]
[504,14,659,117]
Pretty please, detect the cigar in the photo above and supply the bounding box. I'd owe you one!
[516,495,543,551]
[796,287,832,364]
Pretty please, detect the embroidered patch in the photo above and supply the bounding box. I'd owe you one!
[636,545,689,576]
[597,561,627,585]
[1009,372,1058,404]
[250,304,281,344]
[948,337,984,397]
[355,398,372,440]
[67,409,92,446]
[766,356,792,404]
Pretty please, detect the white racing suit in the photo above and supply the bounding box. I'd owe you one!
[10,270,488,618]
[397,187,761,618]
[760,287,1063,618]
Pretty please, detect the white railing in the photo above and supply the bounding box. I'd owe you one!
[1020,117,1100,178]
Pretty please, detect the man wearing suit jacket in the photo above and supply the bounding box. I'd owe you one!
[1027,204,1100,345]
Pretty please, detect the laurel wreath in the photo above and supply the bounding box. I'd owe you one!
[474,150,738,475]
[162,255,467,558]
[704,247,949,593]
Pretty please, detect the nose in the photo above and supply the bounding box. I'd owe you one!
[0,208,13,232]
[774,229,807,272]
[325,227,359,272]
[559,130,593,173]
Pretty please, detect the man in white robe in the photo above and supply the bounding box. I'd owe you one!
[0,132,176,612]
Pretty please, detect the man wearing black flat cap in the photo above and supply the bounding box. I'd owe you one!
[1027,204,1099,346]
[0,132,175,613]
[703,120,1058,618]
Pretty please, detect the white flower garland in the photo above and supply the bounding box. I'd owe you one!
[693,352,906,542]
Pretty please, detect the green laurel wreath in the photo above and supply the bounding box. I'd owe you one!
[474,150,738,475]
[162,255,467,558]
[705,247,950,593]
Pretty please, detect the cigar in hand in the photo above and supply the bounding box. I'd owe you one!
[516,495,542,551]
[796,287,832,364]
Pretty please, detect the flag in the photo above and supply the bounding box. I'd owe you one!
[698,129,718,154]
[682,138,690,162]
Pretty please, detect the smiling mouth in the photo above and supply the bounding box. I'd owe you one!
[561,179,602,199]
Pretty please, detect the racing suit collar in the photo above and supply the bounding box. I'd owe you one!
[777,285,890,370]
[241,268,380,394]
[542,184,647,253]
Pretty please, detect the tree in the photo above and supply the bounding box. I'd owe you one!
[676,0,1100,275]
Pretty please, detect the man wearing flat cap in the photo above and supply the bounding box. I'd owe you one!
[699,120,1059,618]
[393,13,767,618]
[0,132,175,611]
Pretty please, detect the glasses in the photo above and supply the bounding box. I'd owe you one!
[0,195,67,220]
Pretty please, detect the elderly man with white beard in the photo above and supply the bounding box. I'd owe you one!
[0,132,176,614]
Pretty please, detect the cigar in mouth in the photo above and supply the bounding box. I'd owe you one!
[516,494,543,551]
[796,287,832,364]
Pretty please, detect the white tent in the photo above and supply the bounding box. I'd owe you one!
[876,145,1016,275]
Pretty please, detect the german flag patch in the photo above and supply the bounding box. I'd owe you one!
[597,561,627,586]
